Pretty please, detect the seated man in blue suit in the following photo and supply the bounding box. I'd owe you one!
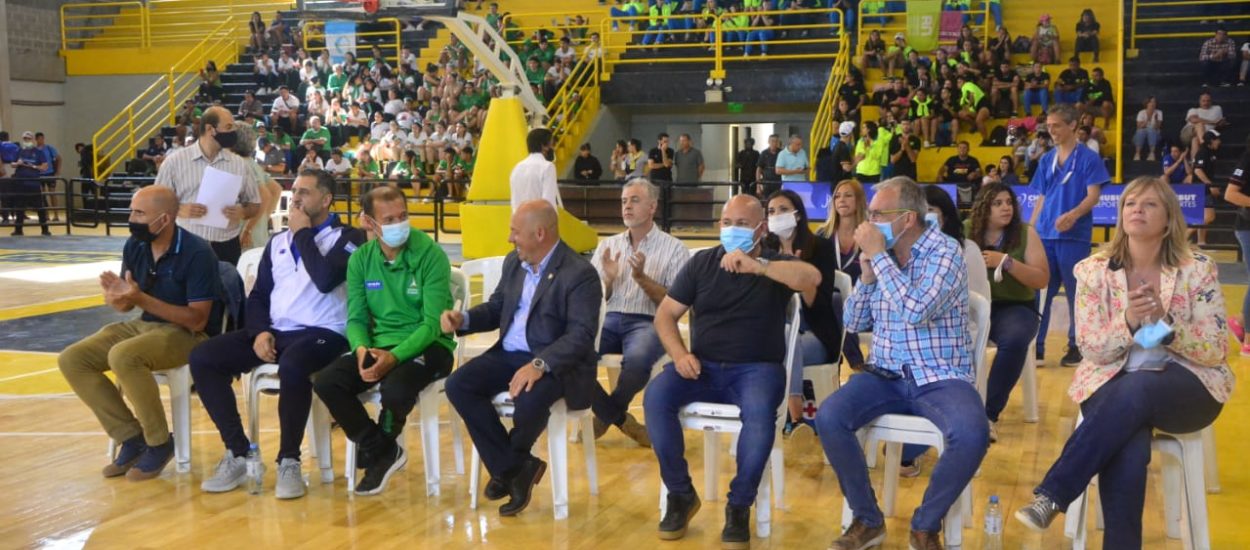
[442,199,603,517]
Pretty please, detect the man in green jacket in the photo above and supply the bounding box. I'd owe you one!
[313,185,455,496]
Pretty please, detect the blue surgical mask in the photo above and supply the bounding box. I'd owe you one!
[924,212,939,228]
[1133,318,1174,349]
[379,220,410,248]
[874,221,899,249]
[720,224,758,253]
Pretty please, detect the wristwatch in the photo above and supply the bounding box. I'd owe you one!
[532,358,549,373]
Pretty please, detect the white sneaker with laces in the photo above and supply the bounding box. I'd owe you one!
[275,458,306,500]
[201,452,248,493]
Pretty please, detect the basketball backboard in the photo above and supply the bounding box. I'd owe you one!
[297,0,459,19]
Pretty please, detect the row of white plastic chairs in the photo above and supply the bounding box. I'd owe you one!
[108,246,1220,548]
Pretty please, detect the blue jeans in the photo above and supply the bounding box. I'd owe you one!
[591,312,667,426]
[985,302,1040,422]
[1036,366,1221,548]
[817,372,989,531]
[745,29,775,55]
[610,5,638,31]
[1132,127,1160,153]
[644,360,785,507]
[1054,88,1083,105]
[1038,239,1088,353]
[1236,230,1250,327]
[789,331,833,395]
[989,3,1002,29]
[1023,88,1048,116]
[643,22,669,45]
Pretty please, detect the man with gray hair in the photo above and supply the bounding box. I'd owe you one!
[589,178,690,446]
[817,176,987,550]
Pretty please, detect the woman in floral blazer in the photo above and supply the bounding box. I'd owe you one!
[1013,176,1235,547]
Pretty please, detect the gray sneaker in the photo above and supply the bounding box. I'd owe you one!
[201,452,248,493]
[274,458,306,500]
[1015,494,1062,531]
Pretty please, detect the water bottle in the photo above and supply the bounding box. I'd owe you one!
[246,443,264,495]
[983,495,1003,550]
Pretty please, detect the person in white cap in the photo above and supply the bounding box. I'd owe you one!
[884,32,914,78]
[829,121,856,184]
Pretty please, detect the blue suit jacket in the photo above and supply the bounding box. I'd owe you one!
[464,241,603,410]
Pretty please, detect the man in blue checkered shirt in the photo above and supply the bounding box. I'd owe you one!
[817,177,990,550]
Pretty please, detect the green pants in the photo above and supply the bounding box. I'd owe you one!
[58,319,207,446]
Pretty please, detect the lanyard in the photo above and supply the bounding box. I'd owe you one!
[833,231,859,272]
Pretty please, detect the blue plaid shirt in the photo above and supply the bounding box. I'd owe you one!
[844,226,972,386]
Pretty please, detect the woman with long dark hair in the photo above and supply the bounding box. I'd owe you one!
[764,189,841,434]
[966,183,1050,440]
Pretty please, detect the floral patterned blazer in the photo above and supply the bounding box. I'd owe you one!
[1069,252,1235,404]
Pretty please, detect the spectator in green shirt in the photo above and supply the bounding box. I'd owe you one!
[298,116,332,162]
[524,57,545,87]
[957,74,991,141]
[352,147,382,180]
[314,185,455,496]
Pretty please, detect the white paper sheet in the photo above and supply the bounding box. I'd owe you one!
[193,166,243,229]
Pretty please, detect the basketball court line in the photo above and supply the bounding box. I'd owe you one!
[0,295,104,322]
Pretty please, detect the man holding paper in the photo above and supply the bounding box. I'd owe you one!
[156,106,261,264]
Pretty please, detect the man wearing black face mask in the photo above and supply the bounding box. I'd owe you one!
[509,128,561,212]
[59,185,222,482]
[156,106,261,264]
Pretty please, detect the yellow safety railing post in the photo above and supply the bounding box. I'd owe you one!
[711,17,724,80]
[1116,0,1126,184]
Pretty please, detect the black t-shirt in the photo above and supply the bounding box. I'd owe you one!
[943,155,981,182]
[1024,71,1050,90]
[758,147,780,182]
[1076,21,1101,35]
[838,81,867,110]
[994,67,1019,90]
[890,134,922,180]
[1228,153,1250,229]
[831,140,853,181]
[648,146,674,181]
[1083,79,1113,103]
[736,148,760,183]
[1058,68,1090,89]
[667,247,795,364]
[1194,146,1219,184]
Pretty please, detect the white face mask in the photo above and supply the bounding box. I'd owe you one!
[768,212,798,240]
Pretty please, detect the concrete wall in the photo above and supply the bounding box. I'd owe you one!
[6,0,76,82]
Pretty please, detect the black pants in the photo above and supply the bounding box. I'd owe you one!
[445,349,563,479]
[211,238,241,265]
[5,183,47,233]
[1203,59,1236,85]
[313,344,453,457]
[189,327,347,460]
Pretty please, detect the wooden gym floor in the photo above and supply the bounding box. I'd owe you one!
[0,232,1247,549]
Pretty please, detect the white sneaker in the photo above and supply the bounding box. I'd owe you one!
[201,452,248,493]
[274,458,306,499]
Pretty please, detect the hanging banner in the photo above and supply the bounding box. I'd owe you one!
[906,0,943,52]
[325,20,357,65]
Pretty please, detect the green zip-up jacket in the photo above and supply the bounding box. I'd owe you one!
[346,228,455,362]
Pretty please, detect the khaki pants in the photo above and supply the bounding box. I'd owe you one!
[58,319,207,446]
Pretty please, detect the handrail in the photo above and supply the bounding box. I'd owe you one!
[1128,0,1250,53]
[60,0,292,50]
[92,17,242,181]
[856,3,991,58]
[808,43,851,177]
[548,56,603,172]
[500,11,600,51]
[302,17,404,63]
[598,6,846,80]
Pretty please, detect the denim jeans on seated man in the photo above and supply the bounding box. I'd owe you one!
[817,371,989,531]
[591,312,667,426]
[644,360,785,507]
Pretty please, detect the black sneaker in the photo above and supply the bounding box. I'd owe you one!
[354,442,407,496]
[1060,347,1082,368]
[658,490,701,540]
[721,504,751,549]
[102,435,147,478]
[1034,347,1045,363]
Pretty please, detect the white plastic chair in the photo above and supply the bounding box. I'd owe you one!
[840,292,992,548]
[657,293,803,539]
[457,257,507,367]
[466,294,607,520]
[1064,415,1216,550]
[269,190,293,232]
[105,366,194,474]
[237,247,265,296]
[804,271,853,408]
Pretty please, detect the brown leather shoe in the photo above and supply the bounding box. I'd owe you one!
[828,518,885,550]
[907,530,943,550]
[618,412,651,448]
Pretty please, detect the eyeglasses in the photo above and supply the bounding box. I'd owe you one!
[866,209,911,222]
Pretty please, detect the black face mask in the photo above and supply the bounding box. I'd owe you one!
[214,129,239,149]
[129,214,166,243]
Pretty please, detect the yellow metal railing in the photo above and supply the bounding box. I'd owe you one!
[61,0,292,50]
[303,18,404,64]
[92,17,242,181]
[599,7,847,80]
[856,3,991,58]
[808,44,852,177]
[500,12,599,52]
[1129,0,1250,54]
[548,56,603,171]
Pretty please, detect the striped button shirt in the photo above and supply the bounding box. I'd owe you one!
[155,142,261,243]
[844,226,972,386]
[591,224,690,316]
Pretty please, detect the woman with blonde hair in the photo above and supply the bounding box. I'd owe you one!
[1015,177,1235,547]
[816,179,868,370]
